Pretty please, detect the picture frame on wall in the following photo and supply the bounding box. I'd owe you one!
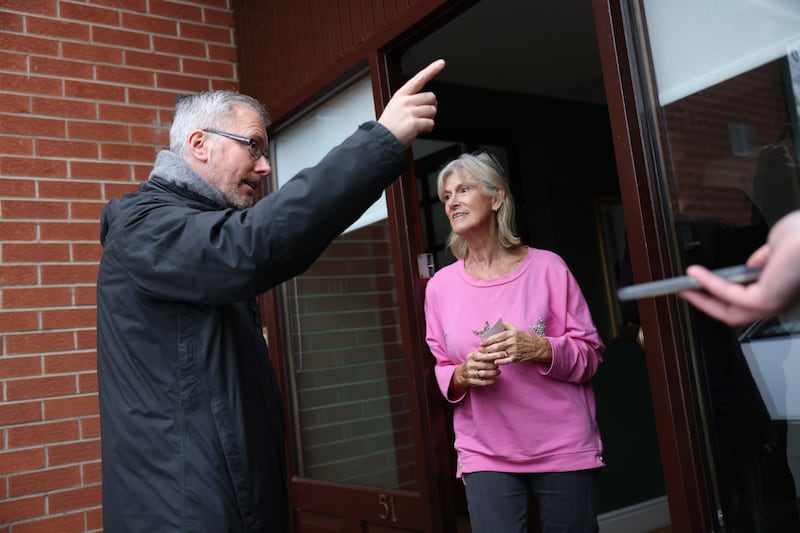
[594,196,638,339]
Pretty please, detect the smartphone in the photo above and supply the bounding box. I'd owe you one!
[616,264,763,301]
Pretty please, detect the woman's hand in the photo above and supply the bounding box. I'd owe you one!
[448,351,500,398]
[479,321,552,365]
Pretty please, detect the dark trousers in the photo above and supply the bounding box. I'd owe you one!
[463,470,599,533]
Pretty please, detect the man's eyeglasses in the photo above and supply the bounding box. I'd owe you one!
[203,129,269,161]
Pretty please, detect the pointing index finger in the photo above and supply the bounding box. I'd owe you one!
[395,59,446,96]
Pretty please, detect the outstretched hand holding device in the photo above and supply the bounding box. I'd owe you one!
[617,264,763,301]
[677,210,800,326]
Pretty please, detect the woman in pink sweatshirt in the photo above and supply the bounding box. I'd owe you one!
[424,151,605,533]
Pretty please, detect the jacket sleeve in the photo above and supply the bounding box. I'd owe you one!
[121,121,407,304]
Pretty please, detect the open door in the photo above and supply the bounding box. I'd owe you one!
[265,72,453,532]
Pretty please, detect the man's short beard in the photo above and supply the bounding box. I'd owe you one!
[208,166,254,210]
[220,184,254,210]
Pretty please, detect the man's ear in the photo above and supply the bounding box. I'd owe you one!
[187,130,210,162]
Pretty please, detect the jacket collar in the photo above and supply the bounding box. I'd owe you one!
[149,150,227,208]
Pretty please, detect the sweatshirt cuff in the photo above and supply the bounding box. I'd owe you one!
[538,337,556,375]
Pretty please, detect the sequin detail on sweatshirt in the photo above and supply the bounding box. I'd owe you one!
[472,321,491,337]
[529,315,546,336]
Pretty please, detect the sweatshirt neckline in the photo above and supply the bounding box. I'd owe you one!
[457,247,532,286]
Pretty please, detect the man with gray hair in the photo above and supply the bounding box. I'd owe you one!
[96,59,445,532]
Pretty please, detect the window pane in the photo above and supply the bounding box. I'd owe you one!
[273,77,417,489]
[641,3,800,529]
[273,76,388,234]
[281,221,416,489]
[643,0,800,105]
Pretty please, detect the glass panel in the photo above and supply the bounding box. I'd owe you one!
[643,0,800,105]
[273,78,417,489]
[273,76,388,233]
[281,221,416,489]
[640,3,800,530]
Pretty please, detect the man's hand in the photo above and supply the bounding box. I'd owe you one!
[679,210,800,325]
[378,59,445,147]
[679,263,771,326]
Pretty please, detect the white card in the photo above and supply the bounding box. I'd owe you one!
[482,318,504,338]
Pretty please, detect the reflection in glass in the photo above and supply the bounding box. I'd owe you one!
[272,74,417,490]
[281,221,418,489]
[660,58,800,531]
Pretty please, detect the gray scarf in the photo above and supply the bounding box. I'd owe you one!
[149,150,227,207]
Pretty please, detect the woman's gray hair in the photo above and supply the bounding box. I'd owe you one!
[436,151,521,260]
[169,91,271,156]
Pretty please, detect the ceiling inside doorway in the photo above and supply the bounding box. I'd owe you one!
[401,0,606,104]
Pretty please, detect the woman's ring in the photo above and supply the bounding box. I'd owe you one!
[476,369,482,379]
[503,350,508,358]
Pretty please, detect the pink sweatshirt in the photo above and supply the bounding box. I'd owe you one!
[424,247,605,477]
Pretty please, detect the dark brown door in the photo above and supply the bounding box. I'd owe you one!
[261,66,454,532]
[591,1,713,529]
[595,1,800,530]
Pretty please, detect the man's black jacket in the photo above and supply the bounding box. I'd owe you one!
[96,122,407,532]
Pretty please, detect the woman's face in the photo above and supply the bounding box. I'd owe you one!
[442,171,500,237]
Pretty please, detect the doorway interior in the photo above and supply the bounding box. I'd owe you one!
[400,0,669,530]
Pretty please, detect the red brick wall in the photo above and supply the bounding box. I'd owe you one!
[0,1,239,530]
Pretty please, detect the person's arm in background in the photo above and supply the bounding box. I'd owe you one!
[679,209,800,326]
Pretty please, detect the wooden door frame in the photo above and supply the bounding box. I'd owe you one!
[591,0,715,530]
[373,50,456,533]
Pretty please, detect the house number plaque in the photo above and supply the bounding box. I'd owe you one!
[378,493,398,522]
